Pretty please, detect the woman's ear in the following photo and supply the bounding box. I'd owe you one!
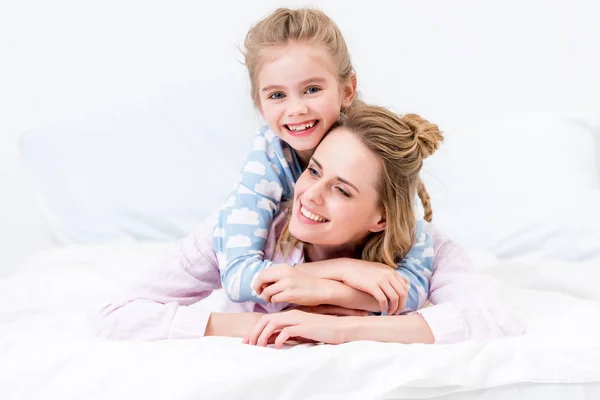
[369,209,386,233]
[341,74,358,109]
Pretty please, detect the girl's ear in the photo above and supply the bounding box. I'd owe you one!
[341,74,358,109]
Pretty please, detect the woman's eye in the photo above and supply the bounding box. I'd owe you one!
[305,86,321,94]
[308,167,319,176]
[336,187,350,198]
[269,92,285,100]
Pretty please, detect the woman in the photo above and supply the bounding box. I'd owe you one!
[98,104,522,346]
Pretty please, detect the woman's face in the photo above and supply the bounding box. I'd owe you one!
[289,127,386,248]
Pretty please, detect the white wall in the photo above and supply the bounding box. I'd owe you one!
[1,0,599,276]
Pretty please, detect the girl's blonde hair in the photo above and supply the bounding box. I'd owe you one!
[279,104,444,268]
[243,7,355,108]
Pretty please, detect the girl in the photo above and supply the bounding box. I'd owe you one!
[214,7,433,315]
[98,104,522,344]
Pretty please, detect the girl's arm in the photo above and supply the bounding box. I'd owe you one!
[294,222,434,314]
[254,263,385,312]
[214,126,302,304]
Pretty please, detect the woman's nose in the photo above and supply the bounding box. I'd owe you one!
[303,181,325,206]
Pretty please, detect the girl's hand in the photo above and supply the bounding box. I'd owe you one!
[339,261,409,315]
[295,305,369,317]
[243,310,354,348]
[253,264,329,306]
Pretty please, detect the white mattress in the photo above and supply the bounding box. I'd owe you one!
[1,244,600,400]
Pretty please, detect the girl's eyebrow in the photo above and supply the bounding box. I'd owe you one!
[261,85,284,92]
[312,157,360,193]
[261,77,327,92]
[300,77,327,86]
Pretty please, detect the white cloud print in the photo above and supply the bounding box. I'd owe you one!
[227,208,260,225]
[422,246,434,258]
[213,227,225,238]
[414,232,426,247]
[407,258,422,266]
[243,161,266,176]
[226,235,252,248]
[254,228,268,239]
[250,271,261,297]
[254,180,283,199]
[258,198,276,212]
[226,269,242,301]
[254,136,267,151]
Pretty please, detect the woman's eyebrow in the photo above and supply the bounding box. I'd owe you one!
[311,157,360,193]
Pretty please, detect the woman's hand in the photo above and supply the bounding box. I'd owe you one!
[338,260,409,315]
[243,310,354,348]
[253,264,330,306]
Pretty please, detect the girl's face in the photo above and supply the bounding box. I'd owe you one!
[258,41,355,163]
[289,127,386,249]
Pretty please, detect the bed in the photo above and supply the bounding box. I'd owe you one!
[1,243,600,399]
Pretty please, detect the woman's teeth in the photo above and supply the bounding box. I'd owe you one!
[286,121,316,132]
[300,206,327,222]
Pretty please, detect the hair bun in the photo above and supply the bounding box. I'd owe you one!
[402,114,444,159]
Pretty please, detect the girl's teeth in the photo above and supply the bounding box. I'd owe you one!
[301,206,327,222]
[288,121,316,131]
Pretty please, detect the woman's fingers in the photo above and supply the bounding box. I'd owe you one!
[247,315,271,345]
[274,326,304,349]
[257,321,280,347]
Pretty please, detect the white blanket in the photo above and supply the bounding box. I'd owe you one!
[1,244,600,400]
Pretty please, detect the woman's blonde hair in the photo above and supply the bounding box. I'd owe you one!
[279,104,444,268]
[243,7,356,109]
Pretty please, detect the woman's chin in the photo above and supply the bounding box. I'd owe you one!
[289,226,314,245]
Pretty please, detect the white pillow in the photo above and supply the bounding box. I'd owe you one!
[19,74,259,244]
[422,112,600,261]
[20,84,600,262]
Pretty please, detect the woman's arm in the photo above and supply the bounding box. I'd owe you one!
[97,220,225,341]
[205,312,262,337]
[415,224,524,343]
[342,314,435,344]
[245,310,434,348]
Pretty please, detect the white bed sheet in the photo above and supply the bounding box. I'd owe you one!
[1,244,600,400]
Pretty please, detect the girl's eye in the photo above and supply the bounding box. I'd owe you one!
[336,187,351,198]
[305,86,321,94]
[307,167,319,177]
[269,92,285,100]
